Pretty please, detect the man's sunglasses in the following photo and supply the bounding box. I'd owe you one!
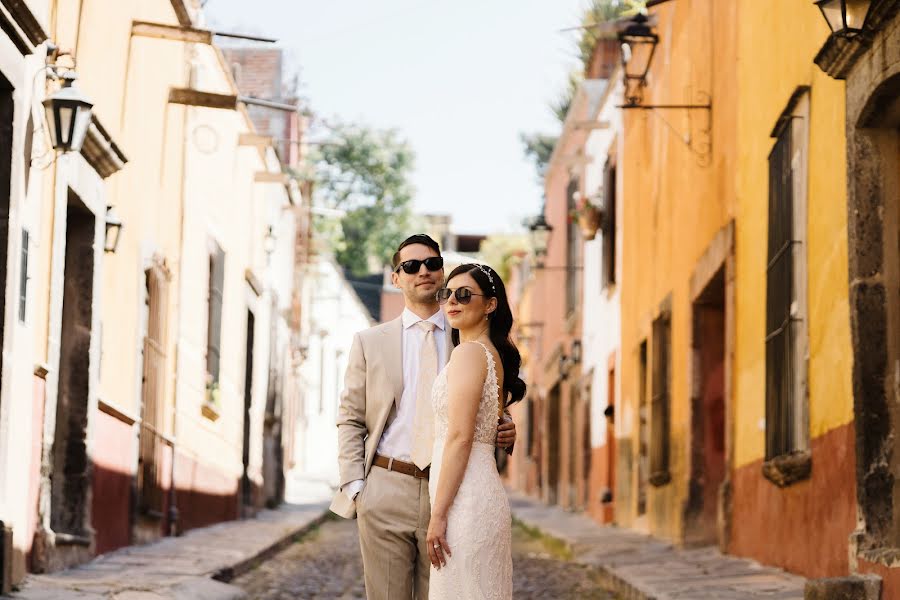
[394,257,444,275]
[436,287,486,305]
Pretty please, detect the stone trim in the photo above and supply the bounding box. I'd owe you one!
[815,0,900,79]
[761,450,812,488]
[80,116,128,179]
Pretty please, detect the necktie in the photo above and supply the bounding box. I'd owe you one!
[412,321,438,469]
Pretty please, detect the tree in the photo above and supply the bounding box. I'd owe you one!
[312,122,416,276]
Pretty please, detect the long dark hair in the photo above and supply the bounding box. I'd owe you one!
[445,263,526,407]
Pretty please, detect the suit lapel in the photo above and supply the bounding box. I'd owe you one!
[383,317,404,402]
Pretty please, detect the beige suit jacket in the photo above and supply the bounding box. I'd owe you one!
[330,315,454,519]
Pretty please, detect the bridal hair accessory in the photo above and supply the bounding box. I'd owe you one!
[474,264,497,294]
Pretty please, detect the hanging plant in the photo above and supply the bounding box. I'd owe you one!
[569,196,604,240]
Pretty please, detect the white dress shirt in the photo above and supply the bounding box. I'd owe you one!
[344,308,449,501]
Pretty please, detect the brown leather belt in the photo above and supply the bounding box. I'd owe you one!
[373,454,430,480]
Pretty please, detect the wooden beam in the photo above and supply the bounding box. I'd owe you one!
[169,0,192,27]
[239,133,274,148]
[132,20,212,44]
[254,171,289,184]
[168,88,237,110]
[574,120,611,131]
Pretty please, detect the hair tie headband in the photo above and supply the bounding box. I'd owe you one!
[475,264,497,294]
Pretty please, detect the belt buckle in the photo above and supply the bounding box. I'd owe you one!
[387,457,394,472]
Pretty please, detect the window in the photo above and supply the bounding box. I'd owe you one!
[206,242,225,397]
[650,310,672,486]
[765,89,810,470]
[18,229,28,322]
[602,159,617,289]
[637,341,649,515]
[566,178,581,315]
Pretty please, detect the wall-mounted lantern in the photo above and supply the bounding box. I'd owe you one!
[558,353,571,380]
[264,225,277,256]
[528,209,553,267]
[104,206,122,253]
[814,0,873,38]
[570,339,583,364]
[618,13,658,107]
[43,72,93,153]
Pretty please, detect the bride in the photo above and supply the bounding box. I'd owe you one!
[426,263,526,600]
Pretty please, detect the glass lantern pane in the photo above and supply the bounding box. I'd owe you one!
[817,0,845,32]
[44,104,59,149]
[70,105,93,152]
[629,41,655,78]
[56,104,74,147]
[845,0,872,29]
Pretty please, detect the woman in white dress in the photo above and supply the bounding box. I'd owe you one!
[426,263,527,600]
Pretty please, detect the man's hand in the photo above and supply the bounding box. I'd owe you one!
[497,412,516,451]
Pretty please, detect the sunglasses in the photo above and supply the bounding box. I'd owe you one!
[436,287,487,305]
[394,256,444,275]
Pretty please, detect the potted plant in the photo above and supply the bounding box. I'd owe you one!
[570,194,604,240]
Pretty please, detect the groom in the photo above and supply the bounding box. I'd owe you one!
[331,234,516,599]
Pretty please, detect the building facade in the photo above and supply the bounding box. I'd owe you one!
[0,0,307,589]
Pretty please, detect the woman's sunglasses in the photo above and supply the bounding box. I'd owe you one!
[436,287,486,305]
[394,256,444,275]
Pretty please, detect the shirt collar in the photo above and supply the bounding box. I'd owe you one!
[402,307,446,331]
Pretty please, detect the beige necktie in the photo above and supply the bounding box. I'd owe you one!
[412,321,438,469]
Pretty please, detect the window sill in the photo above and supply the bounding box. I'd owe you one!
[762,450,811,488]
[54,532,91,547]
[201,402,220,422]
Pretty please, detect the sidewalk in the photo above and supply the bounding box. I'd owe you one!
[509,492,807,600]
[5,500,330,600]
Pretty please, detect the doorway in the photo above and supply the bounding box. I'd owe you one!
[50,197,96,543]
[686,267,727,546]
[240,310,255,516]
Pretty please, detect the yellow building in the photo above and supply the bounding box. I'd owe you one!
[616,0,855,584]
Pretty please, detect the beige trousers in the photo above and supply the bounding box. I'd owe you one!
[356,464,432,600]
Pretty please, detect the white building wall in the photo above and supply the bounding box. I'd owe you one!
[581,76,624,449]
[288,256,373,497]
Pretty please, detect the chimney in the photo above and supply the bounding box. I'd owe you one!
[586,38,620,80]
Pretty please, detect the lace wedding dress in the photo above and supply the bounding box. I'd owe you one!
[428,342,513,600]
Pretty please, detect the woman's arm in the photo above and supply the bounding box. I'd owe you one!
[426,342,487,568]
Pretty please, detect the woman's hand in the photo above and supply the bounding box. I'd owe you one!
[426,513,451,569]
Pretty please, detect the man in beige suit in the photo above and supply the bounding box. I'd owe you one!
[331,234,516,600]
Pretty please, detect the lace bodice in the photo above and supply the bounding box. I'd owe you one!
[431,341,500,445]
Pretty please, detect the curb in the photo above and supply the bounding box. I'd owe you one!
[212,509,332,584]
[512,514,655,600]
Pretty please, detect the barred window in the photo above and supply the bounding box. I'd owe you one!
[602,159,617,289]
[650,311,672,486]
[765,89,810,462]
[566,178,580,315]
[207,242,226,387]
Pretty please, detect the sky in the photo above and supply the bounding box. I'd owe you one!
[205,0,591,234]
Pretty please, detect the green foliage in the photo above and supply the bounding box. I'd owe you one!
[578,0,635,68]
[520,132,558,183]
[479,234,531,282]
[312,123,416,276]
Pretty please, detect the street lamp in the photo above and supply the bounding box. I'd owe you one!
[528,210,553,266]
[43,72,93,153]
[618,13,659,107]
[815,0,873,38]
[104,206,122,253]
[264,225,277,256]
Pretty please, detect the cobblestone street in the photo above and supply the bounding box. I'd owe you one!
[232,516,615,599]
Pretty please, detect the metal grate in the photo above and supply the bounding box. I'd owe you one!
[650,313,671,486]
[765,123,796,460]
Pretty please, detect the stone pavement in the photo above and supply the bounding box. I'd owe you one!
[4,501,330,600]
[509,491,807,599]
